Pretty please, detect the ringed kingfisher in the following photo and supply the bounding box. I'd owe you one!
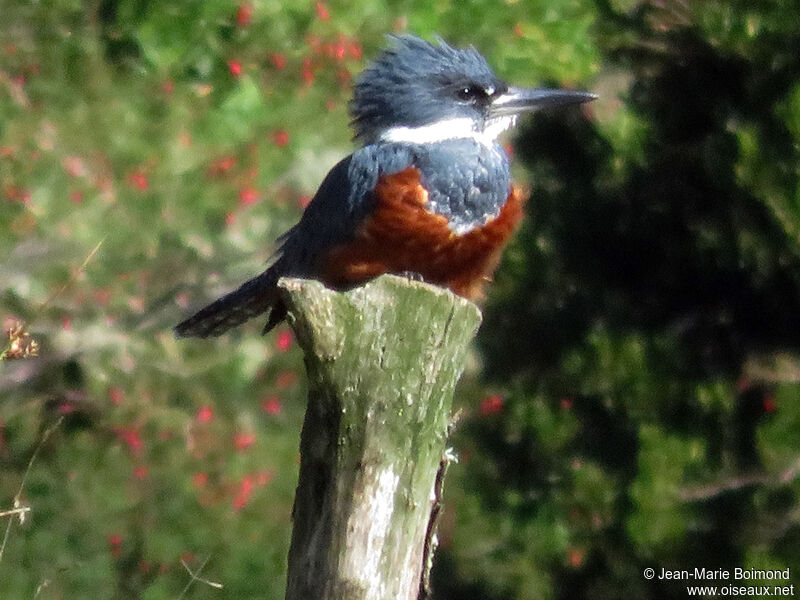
[175,35,595,338]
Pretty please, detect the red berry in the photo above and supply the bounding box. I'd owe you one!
[479,394,504,416]
[276,330,292,350]
[196,405,214,423]
[238,187,260,205]
[127,170,149,191]
[228,60,243,77]
[236,3,253,27]
[272,129,290,147]
[315,1,330,20]
[270,53,287,70]
[261,395,283,415]
[234,431,256,451]
[233,475,255,510]
[302,57,315,85]
[108,386,124,405]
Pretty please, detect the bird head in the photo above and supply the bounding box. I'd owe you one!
[349,35,596,146]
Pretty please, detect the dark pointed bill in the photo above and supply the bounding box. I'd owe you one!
[490,87,597,116]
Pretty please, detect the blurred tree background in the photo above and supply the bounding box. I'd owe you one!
[1,0,798,598]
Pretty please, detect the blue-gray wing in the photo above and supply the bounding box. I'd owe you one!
[276,144,417,274]
[174,144,415,338]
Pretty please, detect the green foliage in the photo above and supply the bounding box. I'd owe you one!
[627,425,699,549]
[444,1,800,598]
[1,0,798,599]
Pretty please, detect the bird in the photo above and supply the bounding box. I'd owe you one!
[175,35,595,338]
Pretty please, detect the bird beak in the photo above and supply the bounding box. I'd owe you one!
[490,86,597,117]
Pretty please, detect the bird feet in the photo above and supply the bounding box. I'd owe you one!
[398,270,428,284]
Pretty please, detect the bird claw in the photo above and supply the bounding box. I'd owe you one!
[398,270,427,283]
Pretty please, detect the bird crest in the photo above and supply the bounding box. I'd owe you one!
[349,36,504,144]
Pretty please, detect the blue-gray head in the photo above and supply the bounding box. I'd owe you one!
[350,35,595,146]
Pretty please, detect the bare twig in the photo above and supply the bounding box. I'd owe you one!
[177,555,223,599]
[39,235,107,310]
[680,457,800,502]
[0,506,31,520]
[33,578,50,598]
[0,417,64,564]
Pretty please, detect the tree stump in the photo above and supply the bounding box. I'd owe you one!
[279,275,481,600]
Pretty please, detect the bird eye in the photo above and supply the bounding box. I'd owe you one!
[456,85,488,102]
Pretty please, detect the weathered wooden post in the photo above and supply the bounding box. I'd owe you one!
[279,274,481,600]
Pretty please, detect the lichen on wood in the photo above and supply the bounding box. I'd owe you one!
[279,275,481,600]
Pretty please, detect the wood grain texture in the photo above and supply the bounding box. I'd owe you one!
[279,275,481,600]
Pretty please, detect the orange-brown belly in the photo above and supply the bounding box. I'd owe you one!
[316,167,526,300]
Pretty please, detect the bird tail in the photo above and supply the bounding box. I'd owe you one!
[174,267,287,338]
